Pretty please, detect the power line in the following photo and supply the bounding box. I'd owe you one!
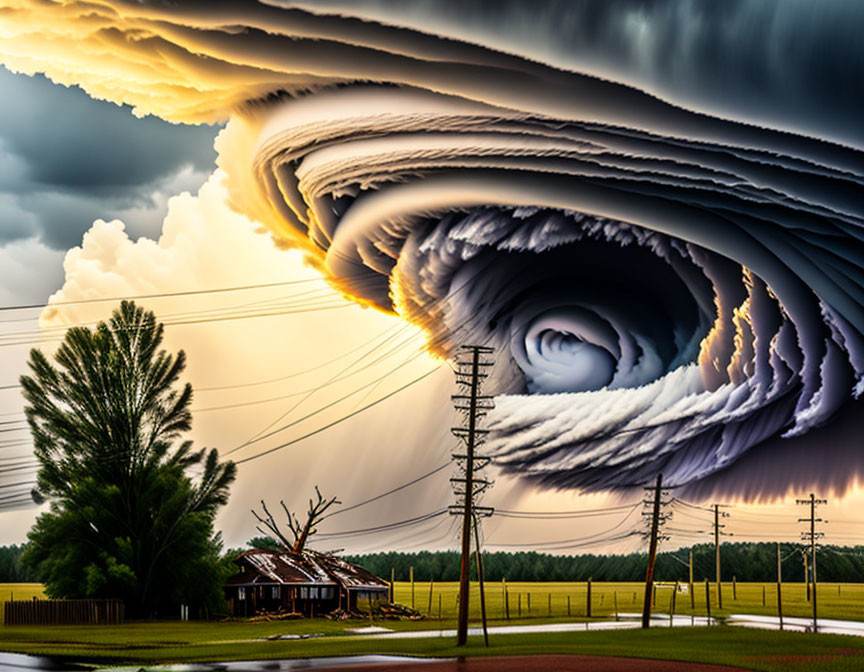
[671,498,715,513]
[193,350,424,414]
[226,352,432,454]
[0,324,417,411]
[233,368,439,465]
[233,314,431,449]
[490,505,642,549]
[0,272,393,349]
[323,463,451,520]
[0,302,353,349]
[0,278,327,313]
[197,321,405,392]
[315,509,448,539]
[487,531,641,552]
[494,503,638,518]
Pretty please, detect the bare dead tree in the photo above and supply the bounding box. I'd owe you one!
[251,486,341,554]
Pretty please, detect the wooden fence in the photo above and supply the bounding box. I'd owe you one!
[4,598,124,626]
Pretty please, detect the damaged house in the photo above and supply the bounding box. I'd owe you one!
[226,489,390,617]
[224,548,389,617]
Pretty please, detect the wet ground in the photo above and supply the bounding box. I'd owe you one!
[726,614,864,636]
[352,613,714,640]
[196,655,747,671]
[0,652,89,670]
[0,653,445,671]
[0,653,746,672]
[3,613,863,671]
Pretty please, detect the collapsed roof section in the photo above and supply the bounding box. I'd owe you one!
[225,549,389,592]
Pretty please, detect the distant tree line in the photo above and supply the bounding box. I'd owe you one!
[343,543,864,584]
[11,539,864,585]
[0,545,38,583]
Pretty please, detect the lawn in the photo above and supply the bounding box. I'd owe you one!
[4,582,864,670]
[2,622,864,671]
[392,580,864,622]
[5,581,855,625]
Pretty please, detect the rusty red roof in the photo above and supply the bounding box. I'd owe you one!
[225,549,388,591]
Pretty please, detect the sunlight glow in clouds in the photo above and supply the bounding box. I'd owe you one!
[2,1,864,500]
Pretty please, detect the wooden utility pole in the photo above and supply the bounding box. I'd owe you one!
[714,504,722,609]
[642,473,663,629]
[473,513,489,647]
[450,345,495,647]
[455,347,479,647]
[803,551,810,601]
[670,582,678,627]
[798,492,827,633]
[504,579,510,620]
[704,578,711,623]
[777,542,784,631]
[689,550,695,609]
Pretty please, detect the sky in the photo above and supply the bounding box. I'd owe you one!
[1,1,863,557]
[0,65,593,553]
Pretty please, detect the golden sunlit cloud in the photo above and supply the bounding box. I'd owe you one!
[3,0,864,518]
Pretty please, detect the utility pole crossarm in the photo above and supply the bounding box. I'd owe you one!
[797,493,827,633]
[451,345,495,647]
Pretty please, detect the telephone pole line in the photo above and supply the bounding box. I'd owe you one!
[777,542,784,631]
[689,549,695,610]
[797,493,827,633]
[642,474,667,628]
[473,512,489,647]
[449,345,495,647]
[713,504,730,609]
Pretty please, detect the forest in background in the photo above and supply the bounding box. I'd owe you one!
[344,543,864,583]
[0,544,37,583]
[6,541,864,584]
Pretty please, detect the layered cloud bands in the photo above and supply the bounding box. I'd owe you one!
[4,1,864,491]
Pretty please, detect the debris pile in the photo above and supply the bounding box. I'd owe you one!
[375,602,426,620]
[325,607,362,621]
[248,607,304,622]
[325,602,426,621]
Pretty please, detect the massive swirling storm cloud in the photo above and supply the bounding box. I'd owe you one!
[3,1,863,494]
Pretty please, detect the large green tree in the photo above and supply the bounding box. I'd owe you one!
[21,301,236,617]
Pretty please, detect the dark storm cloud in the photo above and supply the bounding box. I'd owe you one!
[0,68,218,191]
[0,68,220,248]
[301,0,864,149]
[3,0,863,497]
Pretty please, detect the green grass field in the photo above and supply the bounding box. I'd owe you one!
[2,621,864,671]
[3,582,864,670]
[4,581,854,625]
[392,580,864,622]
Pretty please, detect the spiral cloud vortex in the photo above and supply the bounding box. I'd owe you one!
[3,1,863,493]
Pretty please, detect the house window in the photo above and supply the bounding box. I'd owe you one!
[300,587,308,599]
[272,586,280,599]
[310,587,319,599]
[238,587,246,600]
[322,587,333,599]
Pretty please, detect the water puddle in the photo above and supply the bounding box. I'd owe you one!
[8,613,864,672]
[726,614,864,636]
[98,656,447,671]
